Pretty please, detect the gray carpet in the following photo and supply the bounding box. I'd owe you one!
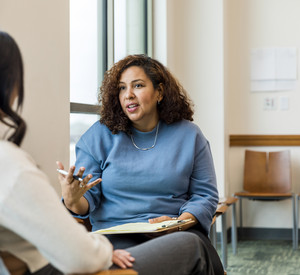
[219,240,300,275]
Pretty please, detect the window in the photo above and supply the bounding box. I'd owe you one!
[114,0,152,63]
[70,0,152,164]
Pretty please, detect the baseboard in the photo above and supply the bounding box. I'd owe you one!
[237,227,294,241]
[216,227,295,242]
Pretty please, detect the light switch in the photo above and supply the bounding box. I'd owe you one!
[263,97,276,110]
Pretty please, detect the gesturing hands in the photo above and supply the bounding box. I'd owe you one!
[56,161,101,214]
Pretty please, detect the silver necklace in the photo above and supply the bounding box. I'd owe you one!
[130,122,160,151]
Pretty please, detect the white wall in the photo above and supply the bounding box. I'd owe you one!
[153,0,225,197]
[0,0,70,194]
[226,0,300,228]
[154,0,300,230]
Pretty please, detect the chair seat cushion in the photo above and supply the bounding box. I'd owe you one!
[235,191,293,200]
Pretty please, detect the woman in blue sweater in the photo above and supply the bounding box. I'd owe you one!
[60,54,223,274]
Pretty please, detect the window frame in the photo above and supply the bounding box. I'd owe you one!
[70,0,152,115]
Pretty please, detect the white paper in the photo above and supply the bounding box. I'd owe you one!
[276,48,297,79]
[251,80,297,92]
[92,219,192,234]
[250,47,297,92]
[251,48,276,80]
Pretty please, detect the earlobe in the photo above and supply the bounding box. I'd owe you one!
[157,94,164,104]
[158,83,164,102]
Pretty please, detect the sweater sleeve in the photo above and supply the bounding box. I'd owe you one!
[0,145,113,274]
[74,135,103,216]
[179,138,219,235]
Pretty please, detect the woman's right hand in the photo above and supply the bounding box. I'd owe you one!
[113,249,135,269]
[56,161,101,214]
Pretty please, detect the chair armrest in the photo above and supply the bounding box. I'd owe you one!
[75,217,92,231]
[85,269,138,275]
[0,251,28,275]
[219,196,238,205]
[216,204,228,217]
[0,251,138,275]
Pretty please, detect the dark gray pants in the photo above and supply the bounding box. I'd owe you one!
[116,231,215,275]
[107,227,224,275]
[29,231,220,275]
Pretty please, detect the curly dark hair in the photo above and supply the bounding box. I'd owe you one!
[99,54,194,134]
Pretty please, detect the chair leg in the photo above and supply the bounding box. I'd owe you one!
[295,194,299,249]
[293,194,297,250]
[231,202,237,255]
[210,222,217,249]
[239,198,243,228]
[221,212,227,270]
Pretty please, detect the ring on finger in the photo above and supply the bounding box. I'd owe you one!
[79,183,84,188]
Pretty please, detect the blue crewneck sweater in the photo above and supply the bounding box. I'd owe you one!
[74,120,218,235]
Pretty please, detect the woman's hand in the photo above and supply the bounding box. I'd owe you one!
[112,249,135,269]
[147,213,198,238]
[148,213,198,224]
[56,161,101,214]
[148,215,173,224]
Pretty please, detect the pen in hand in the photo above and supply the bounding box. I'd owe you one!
[57,169,83,182]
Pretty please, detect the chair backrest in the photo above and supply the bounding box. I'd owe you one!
[0,252,28,275]
[243,150,291,193]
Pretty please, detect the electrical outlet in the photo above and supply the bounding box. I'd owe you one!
[263,97,276,110]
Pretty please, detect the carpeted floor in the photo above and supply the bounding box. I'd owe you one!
[219,240,300,275]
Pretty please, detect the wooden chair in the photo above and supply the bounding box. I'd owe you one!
[219,197,238,255]
[82,270,137,275]
[2,218,137,275]
[210,197,239,271]
[234,150,296,249]
[0,251,137,275]
[210,203,228,270]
